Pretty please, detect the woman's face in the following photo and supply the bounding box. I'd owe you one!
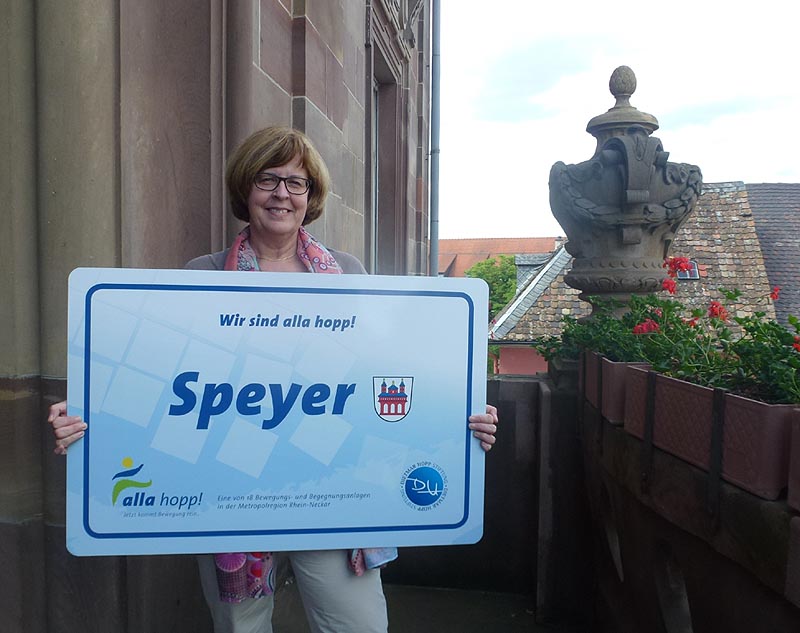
[247,155,309,242]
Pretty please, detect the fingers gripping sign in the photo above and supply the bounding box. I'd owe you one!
[48,401,87,455]
[469,404,499,452]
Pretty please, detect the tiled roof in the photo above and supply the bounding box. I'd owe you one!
[491,246,575,340]
[515,253,555,265]
[746,183,800,325]
[438,237,560,277]
[515,253,554,290]
[439,253,458,277]
[669,182,774,316]
[492,182,778,342]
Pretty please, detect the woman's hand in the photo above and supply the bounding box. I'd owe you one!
[469,404,499,452]
[48,401,87,455]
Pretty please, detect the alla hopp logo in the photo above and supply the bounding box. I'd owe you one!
[111,457,205,511]
[373,377,413,422]
[111,456,152,505]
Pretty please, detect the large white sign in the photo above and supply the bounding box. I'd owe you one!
[66,268,489,555]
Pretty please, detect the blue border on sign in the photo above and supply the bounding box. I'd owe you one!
[81,283,477,540]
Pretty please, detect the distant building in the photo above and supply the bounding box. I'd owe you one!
[438,237,562,277]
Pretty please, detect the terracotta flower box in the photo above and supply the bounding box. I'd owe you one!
[624,366,793,500]
[580,351,602,409]
[580,352,649,425]
[600,357,650,425]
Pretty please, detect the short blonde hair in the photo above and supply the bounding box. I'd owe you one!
[225,126,330,225]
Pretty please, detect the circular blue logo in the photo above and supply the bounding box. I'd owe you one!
[404,466,445,507]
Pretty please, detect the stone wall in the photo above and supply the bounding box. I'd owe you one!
[0,2,431,631]
[583,399,800,632]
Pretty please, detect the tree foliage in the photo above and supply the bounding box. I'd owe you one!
[464,255,517,320]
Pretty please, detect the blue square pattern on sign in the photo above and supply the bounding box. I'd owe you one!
[289,414,354,466]
[294,335,357,384]
[215,417,280,478]
[124,319,189,381]
[176,339,238,384]
[100,366,165,428]
[150,406,210,464]
[88,301,139,362]
[353,435,411,490]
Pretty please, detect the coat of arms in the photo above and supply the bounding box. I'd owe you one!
[373,377,413,422]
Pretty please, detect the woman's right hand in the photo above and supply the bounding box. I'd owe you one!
[48,401,87,455]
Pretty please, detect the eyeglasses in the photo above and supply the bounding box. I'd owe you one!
[254,172,312,195]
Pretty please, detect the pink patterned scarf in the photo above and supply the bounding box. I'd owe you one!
[223,225,343,273]
[214,225,395,603]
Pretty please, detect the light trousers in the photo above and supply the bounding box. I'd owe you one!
[198,551,388,633]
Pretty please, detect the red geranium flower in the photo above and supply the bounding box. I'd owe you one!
[633,318,660,334]
[662,277,677,294]
[708,300,728,321]
[770,286,781,301]
[664,256,692,279]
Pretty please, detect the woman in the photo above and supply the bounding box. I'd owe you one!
[49,126,500,633]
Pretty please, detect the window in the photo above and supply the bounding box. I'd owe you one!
[365,4,409,275]
[676,260,700,280]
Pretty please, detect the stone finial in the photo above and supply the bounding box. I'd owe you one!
[549,67,703,314]
[609,65,636,107]
[586,66,659,153]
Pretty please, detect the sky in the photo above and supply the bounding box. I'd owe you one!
[437,0,800,239]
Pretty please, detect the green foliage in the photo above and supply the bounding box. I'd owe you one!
[532,296,654,364]
[532,290,800,404]
[464,255,516,320]
[722,312,800,403]
[487,344,500,374]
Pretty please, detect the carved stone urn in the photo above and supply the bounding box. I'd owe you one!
[549,66,703,314]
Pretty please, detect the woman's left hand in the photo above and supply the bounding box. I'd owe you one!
[469,404,499,452]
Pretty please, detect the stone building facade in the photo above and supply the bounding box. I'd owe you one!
[1,1,431,630]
